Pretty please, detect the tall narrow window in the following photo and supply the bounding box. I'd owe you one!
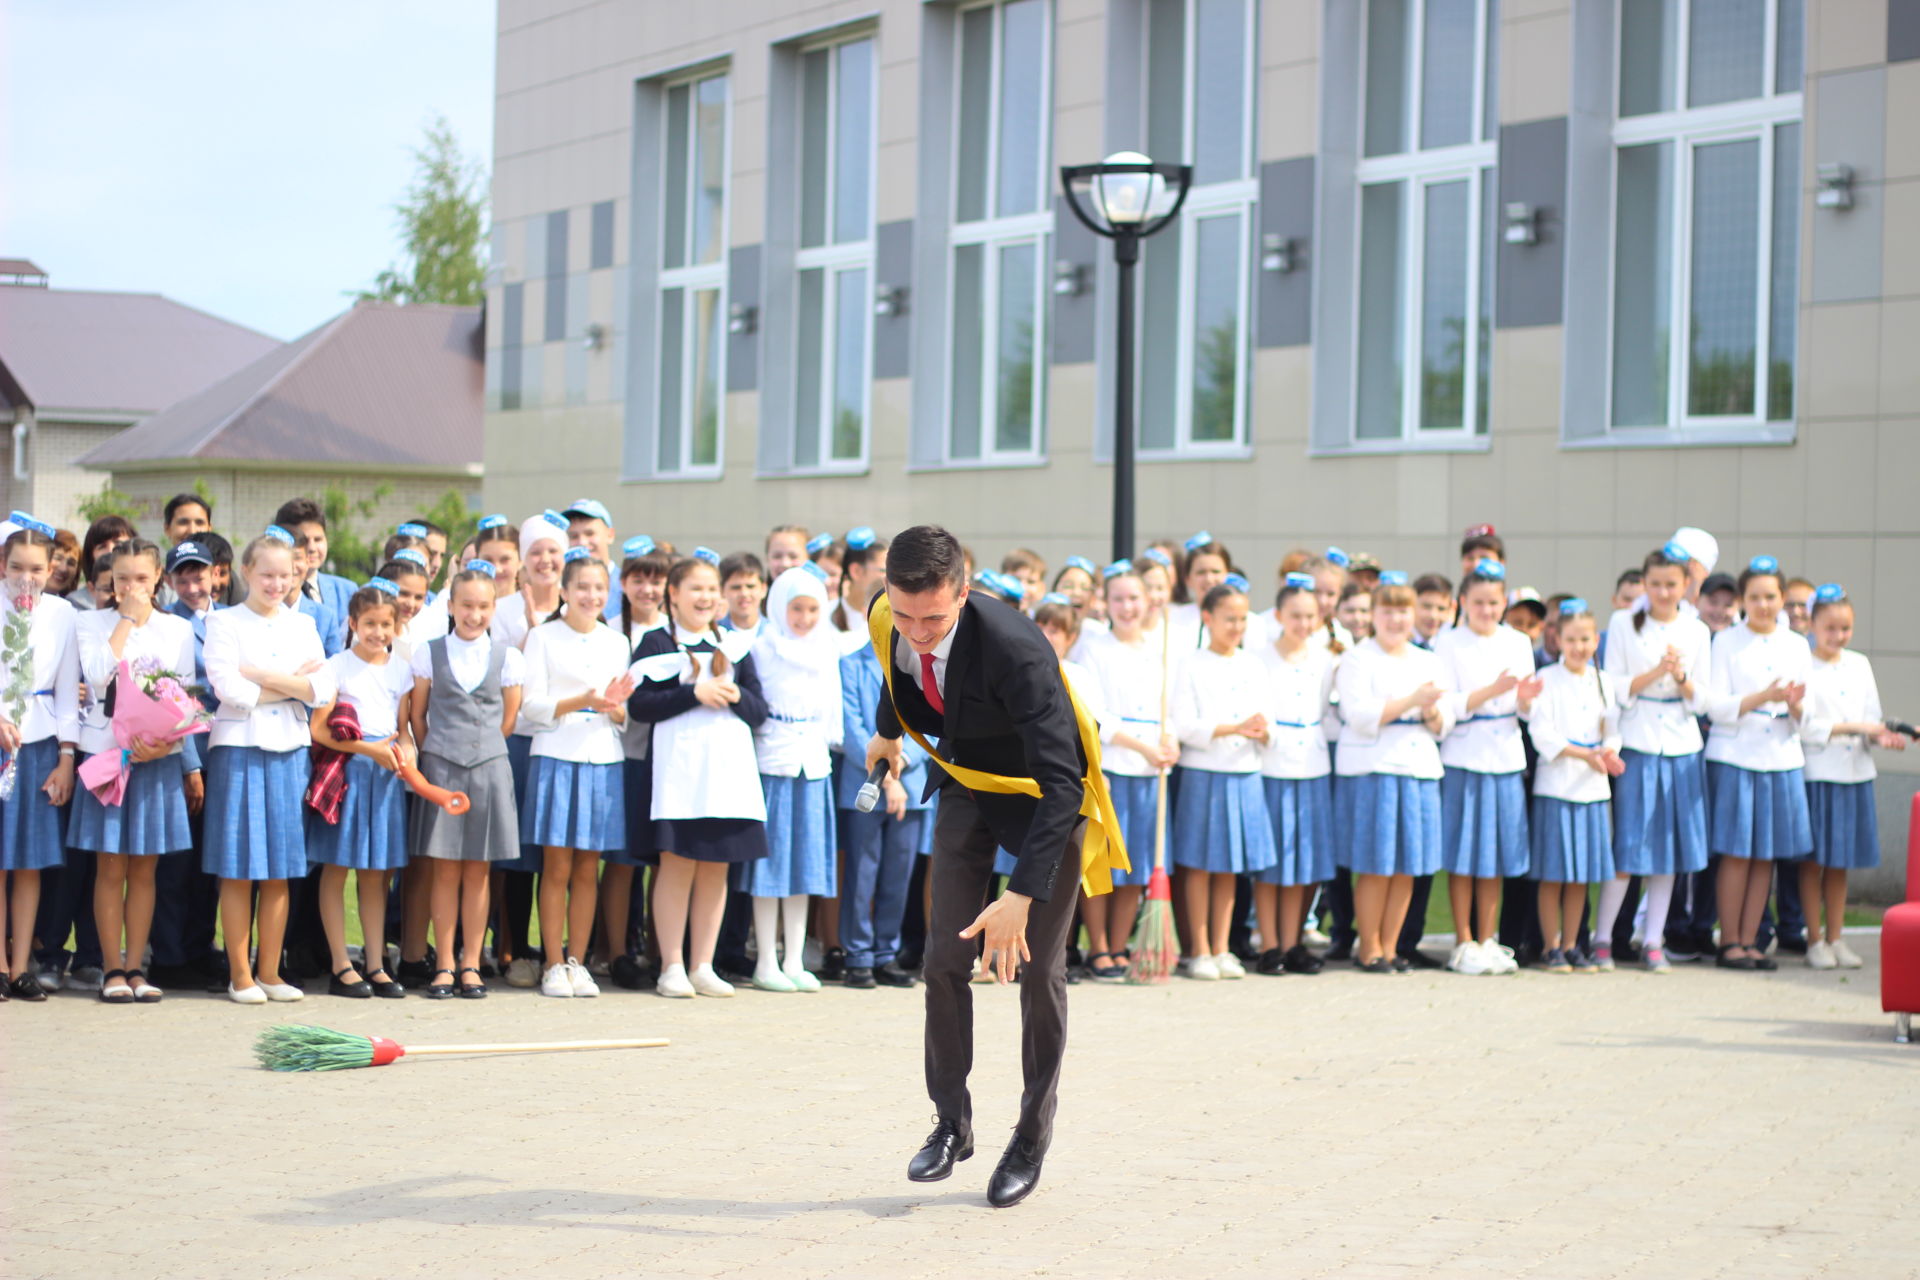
[947,0,1051,463]
[1138,0,1257,455]
[794,35,875,471]
[1352,0,1498,444]
[1609,0,1802,431]
[658,71,729,474]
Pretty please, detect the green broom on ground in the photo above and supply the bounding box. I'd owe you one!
[1127,612,1177,984]
[254,1023,669,1072]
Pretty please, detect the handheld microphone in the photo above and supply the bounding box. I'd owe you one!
[854,760,891,813]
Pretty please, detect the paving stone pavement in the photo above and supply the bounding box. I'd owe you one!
[4,936,1918,1279]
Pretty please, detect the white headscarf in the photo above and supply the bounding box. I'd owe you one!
[754,565,839,678]
[519,512,568,566]
[1668,526,1719,574]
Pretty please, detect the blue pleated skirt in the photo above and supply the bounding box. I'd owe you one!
[1439,768,1530,878]
[68,751,192,856]
[305,754,408,870]
[521,756,626,853]
[1257,774,1334,886]
[1612,749,1709,875]
[1105,772,1166,887]
[1170,767,1277,874]
[1530,796,1613,883]
[1336,772,1442,877]
[0,737,65,870]
[605,756,656,867]
[750,773,838,897]
[202,745,308,880]
[1707,762,1813,862]
[496,733,545,872]
[1806,779,1879,870]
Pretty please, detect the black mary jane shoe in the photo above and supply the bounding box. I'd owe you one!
[1283,944,1324,974]
[987,1133,1047,1209]
[456,966,488,999]
[425,968,456,999]
[1254,948,1286,976]
[1390,956,1413,974]
[365,969,407,1000]
[1715,945,1757,971]
[9,973,47,1002]
[329,966,374,999]
[907,1118,974,1182]
[1358,957,1393,974]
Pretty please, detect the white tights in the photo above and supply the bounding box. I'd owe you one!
[752,894,812,978]
[1596,873,1675,949]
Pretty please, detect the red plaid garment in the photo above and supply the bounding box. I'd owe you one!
[304,702,364,825]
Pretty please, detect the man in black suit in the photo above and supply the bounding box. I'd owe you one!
[864,525,1086,1209]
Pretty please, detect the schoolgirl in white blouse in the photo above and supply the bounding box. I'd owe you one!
[1251,575,1335,975]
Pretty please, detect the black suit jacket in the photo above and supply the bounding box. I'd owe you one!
[874,591,1086,902]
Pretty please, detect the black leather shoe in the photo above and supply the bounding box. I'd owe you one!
[1282,944,1324,974]
[986,1133,1046,1208]
[1399,948,1445,970]
[875,961,918,988]
[843,966,876,989]
[907,1118,972,1182]
[396,957,435,990]
[1254,948,1285,976]
[820,947,847,981]
[609,953,646,990]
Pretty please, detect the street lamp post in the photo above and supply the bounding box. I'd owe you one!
[1059,152,1194,564]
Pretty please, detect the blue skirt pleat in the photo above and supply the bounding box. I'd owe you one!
[1806,779,1879,870]
[68,751,193,856]
[520,756,626,853]
[1336,773,1442,877]
[202,745,308,880]
[1708,762,1813,862]
[1439,768,1531,878]
[1105,772,1166,887]
[0,737,66,870]
[1530,796,1614,883]
[605,756,657,867]
[1611,749,1709,875]
[1170,767,1277,874]
[304,754,408,870]
[750,774,838,897]
[1257,774,1335,886]
[495,734,545,872]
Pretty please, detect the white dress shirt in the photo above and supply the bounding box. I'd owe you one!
[1433,623,1535,774]
[1602,608,1711,755]
[205,603,336,751]
[409,631,527,694]
[895,610,959,701]
[1801,649,1884,784]
[1527,662,1622,803]
[1171,648,1268,774]
[75,608,198,757]
[1333,638,1454,779]
[1254,642,1334,781]
[1705,621,1811,771]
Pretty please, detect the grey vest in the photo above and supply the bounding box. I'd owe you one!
[425,636,509,768]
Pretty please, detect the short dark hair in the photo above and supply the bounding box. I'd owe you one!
[273,497,326,530]
[1615,567,1645,591]
[887,525,966,596]
[164,493,211,525]
[718,551,765,587]
[197,530,234,567]
[1413,573,1453,598]
[410,518,446,538]
[1460,532,1505,561]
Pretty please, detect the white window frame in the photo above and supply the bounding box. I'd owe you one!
[944,0,1053,468]
[792,33,877,475]
[1604,2,1801,437]
[1140,0,1258,460]
[1349,0,1497,449]
[657,69,731,479]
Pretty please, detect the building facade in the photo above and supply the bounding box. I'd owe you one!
[486,1,1919,887]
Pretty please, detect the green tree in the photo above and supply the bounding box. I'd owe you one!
[357,116,488,306]
[76,482,145,525]
[317,482,395,580]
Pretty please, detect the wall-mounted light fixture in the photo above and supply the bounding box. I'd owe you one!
[1502,202,1540,246]
[1052,260,1087,297]
[725,304,757,336]
[581,322,607,351]
[1260,234,1298,273]
[1816,163,1854,209]
[874,284,909,318]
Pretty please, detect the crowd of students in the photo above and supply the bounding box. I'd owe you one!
[0,496,1905,1007]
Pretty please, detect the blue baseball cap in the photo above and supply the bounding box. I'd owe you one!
[562,498,613,526]
[165,541,213,573]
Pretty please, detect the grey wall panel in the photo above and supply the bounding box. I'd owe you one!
[1811,68,1886,305]
[1495,117,1568,329]
[1892,0,1920,62]
[1257,157,1315,349]
[1051,195,1098,365]
[873,219,915,380]
[726,244,761,393]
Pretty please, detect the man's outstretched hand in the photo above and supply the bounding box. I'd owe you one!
[960,892,1032,984]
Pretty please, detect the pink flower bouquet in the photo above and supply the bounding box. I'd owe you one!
[77,659,213,806]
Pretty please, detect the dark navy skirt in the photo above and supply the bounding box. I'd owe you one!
[606,755,656,867]
[1,737,66,870]
[749,774,837,897]
[1530,796,1613,883]
[656,816,768,864]
[68,751,193,856]
[1708,762,1812,862]
[1439,768,1530,878]
[1612,749,1709,875]
[203,745,308,880]
[1806,779,1879,870]
[496,733,545,872]
[1171,767,1277,875]
[1257,774,1334,886]
[521,756,626,853]
[1104,772,1165,887]
[305,754,408,871]
[1336,772,1442,877]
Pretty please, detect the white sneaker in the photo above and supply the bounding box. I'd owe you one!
[1448,941,1491,975]
[655,963,694,998]
[784,967,822,992]
[1186,955,1221,981]
[1806,940,1837,970]
[505,957,540,989]
[541,964,574,998]
[1480,940,1519,974]
[565,959,599,998]
[227,982,268,1005]
[753,968,798,992]
[258,981,304,1002]
[690,964,735,997]
[1833,939,1864,969]
[1214,952,1245,979]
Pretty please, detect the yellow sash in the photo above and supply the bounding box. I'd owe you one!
[869,596,1129,897]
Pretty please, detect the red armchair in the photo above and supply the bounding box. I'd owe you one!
[1881,791,1920,1043]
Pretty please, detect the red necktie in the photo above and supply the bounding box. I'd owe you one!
[920,651,944,715]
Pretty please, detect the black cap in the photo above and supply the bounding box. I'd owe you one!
[166,541,213,573]
[1701,572,1738,597]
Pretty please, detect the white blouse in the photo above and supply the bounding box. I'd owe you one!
[1801,649,1884,784]
[1165,601,1209,653]
[1079,627,1179,778]
[1526,662,1622,804]
[1602,609,1711,756]
[517,619,627,764]
[75,608,197,757]
[205,603,336,752]
[0,593,80,746]
[1432,624,1536,774]
[1171,647,1268,774]
[409,631,527,694]
[324,649,414,743]
[1705,621,1812,771]
[1333,639,1455,779]
[1253,641,1333,781]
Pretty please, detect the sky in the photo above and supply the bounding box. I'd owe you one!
[1,0,496,342]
